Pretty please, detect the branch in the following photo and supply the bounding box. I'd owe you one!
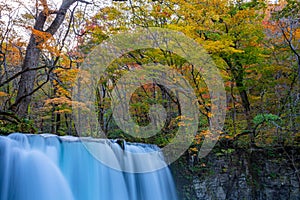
[46,0,86,35]
[9,67,54,111]
[0,110,21,123]
[279,21,300,60]
[77,0,92,4]
[0,65,49,87]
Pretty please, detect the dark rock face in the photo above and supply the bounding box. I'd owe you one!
[171,147,300,200]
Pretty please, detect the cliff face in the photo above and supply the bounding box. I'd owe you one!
[171,147,300,200]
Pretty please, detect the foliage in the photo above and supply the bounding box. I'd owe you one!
[253,114,281,125]
[0,118,37,135]
[0,0,299,150]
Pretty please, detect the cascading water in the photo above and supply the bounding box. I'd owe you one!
[0,133,178,200]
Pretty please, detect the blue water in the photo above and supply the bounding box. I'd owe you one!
[0,133,178,200]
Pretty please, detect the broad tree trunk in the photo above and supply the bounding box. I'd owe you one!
[13,0,78,118]
[13,12,46,117]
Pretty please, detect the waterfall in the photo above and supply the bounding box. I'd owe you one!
[0,133,178,200]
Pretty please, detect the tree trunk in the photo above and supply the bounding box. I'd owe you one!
[13,12,46,117]
[96,84,107,135]
[56,112,61,134]
[234,68,255,145]
[223,57,254,143]
[13,0,78,118]
[51,107,56,134]
[235,74,252,131]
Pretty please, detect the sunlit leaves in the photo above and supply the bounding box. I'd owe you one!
[31,28,61,56]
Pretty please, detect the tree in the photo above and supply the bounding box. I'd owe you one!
[260,0,300,145]
[145,0,267,143]
[12,0,91,118]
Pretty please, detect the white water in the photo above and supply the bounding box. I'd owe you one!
[0,133,178,200]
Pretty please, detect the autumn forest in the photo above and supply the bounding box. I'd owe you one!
[0,0,298,147]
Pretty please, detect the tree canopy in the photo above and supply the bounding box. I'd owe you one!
[0,0,299,151]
